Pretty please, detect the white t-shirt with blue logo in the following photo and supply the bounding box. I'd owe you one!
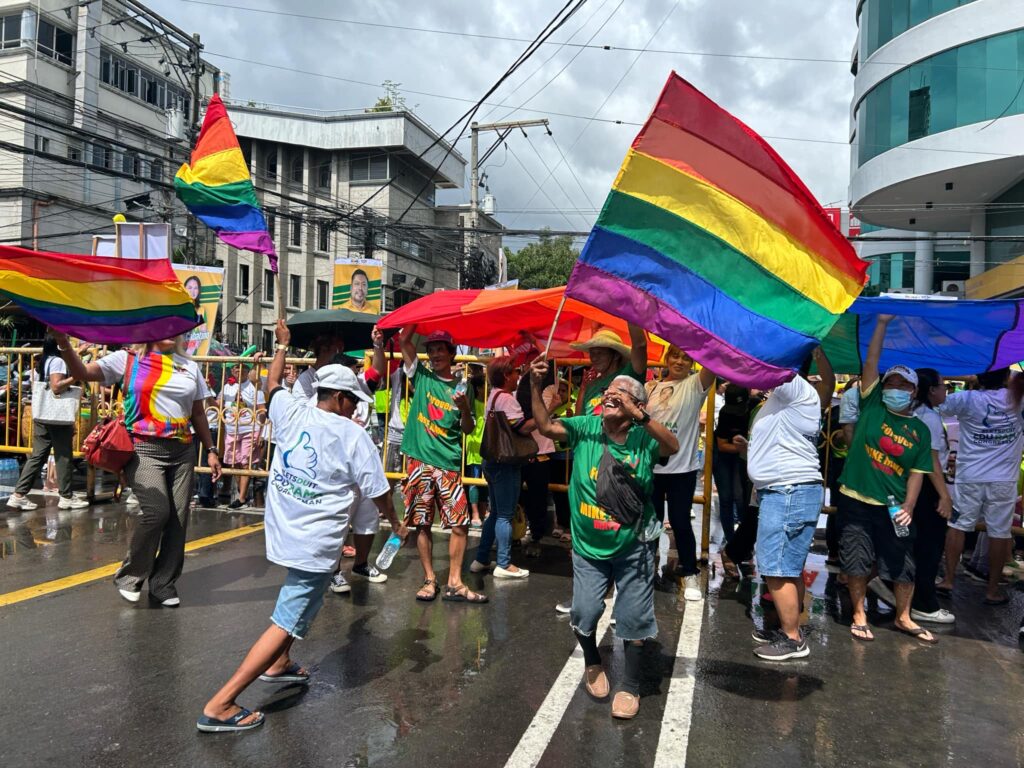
[265,388,389,573]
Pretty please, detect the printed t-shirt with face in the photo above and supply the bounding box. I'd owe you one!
[747,376,822,490]
[96,349,209,442]
[561,415,660,560]
[264,389,389,573]
[645,375,710,474]
[400,359,472,472]
[222,380,266,436]
[580,363,644,416]
[838,381,933,505]
[937,389,1024,483]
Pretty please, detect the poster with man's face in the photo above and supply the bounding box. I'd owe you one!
[172,263,224,356]
[333,258,382,314]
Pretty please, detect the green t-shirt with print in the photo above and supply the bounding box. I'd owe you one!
[579,363,645,416]
[464,398,487,466]
[839,381,933,505]
[561,415,660,560]
[400,361,473,472]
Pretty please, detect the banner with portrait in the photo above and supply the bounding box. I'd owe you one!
[172,263,224,356]
[333,258,382,314]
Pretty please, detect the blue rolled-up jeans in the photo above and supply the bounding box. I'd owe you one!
[476,460,521,568]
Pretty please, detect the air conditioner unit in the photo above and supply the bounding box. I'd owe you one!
[165,108,185,141]
[942,280,966,294]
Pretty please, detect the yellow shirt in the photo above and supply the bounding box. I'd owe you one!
[337,298,378,314]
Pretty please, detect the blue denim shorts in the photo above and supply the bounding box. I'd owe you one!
[270,568,333,639]
[755,483,824,578]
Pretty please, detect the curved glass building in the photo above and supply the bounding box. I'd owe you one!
[849,0,1024,297]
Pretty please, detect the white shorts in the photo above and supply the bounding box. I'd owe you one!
[951,481,1017,539]
[351,495,381,535]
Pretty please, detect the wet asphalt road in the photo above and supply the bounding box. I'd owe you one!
[1,494,1023,768]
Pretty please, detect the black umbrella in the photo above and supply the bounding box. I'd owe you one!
[286,308,379,352]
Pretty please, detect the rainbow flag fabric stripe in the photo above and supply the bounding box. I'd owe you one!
[565,73,868,387]
[175,94,277,271]
[0,245,201,343]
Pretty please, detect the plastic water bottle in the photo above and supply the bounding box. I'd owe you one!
[375,534,402,571]
[886,494,910,538]
[454,375,468,397]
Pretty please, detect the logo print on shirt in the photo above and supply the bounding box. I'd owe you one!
[283,432,318,480]
[427,401,446,421]
[879,435,905,458]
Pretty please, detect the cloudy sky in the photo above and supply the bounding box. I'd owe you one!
[150,0,859,248]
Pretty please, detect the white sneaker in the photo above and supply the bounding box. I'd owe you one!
[469,559,495,573]
[58,496,89,510]
[160,596,181,608]
[494,565,530,579]
[910,608,955,624]
[124,491,140,507]
[683,574,702,602]
[329,572,351,594]
[6,494,37,510]
[118,588,141,603]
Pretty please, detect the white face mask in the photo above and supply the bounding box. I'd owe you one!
[882,389,913,412]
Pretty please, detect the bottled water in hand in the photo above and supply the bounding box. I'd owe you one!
[375,534,402,571]
[886,494,910,538]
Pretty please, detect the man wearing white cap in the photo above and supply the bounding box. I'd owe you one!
[198,320,407,733]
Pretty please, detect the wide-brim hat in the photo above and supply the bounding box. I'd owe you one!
[570,328,631,360]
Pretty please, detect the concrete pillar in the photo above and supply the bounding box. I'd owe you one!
[970,211,986,278]
[914,236,935,294]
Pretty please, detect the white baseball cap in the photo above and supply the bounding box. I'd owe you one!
[882,364,919,387]
[315,364,373,402]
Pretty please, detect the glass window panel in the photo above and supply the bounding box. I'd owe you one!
[956,40,986,127]
[985,33,1019,119]
[928,49,957,134]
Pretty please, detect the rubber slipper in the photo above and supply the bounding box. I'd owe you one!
[983,595,1010,606]
[894,624,938,644]
[415,578,439,602]
[850,623,874,642]
[442,585,489,603]
[259,661,309,684]
[196,707,265,733]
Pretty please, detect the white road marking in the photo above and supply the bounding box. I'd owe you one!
[503,598,615,768]
[652,598,705,768]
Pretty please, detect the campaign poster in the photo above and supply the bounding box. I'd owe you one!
[172,263,224,356]
[333,258,383,314]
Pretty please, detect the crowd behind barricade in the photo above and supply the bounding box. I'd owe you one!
[3,316,1024,733]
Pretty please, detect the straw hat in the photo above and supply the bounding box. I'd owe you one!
[570,328,631,360]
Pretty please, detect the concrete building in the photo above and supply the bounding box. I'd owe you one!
[219,101,468,350]
[0,0,217,254]
[435,203,503,289]
[849,0,1024,298]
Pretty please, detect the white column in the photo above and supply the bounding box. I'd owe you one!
[970,211,986,278]
[914,236,934,294]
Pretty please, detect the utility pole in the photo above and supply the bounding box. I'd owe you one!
[468,119,548,288]
[186,32,203,265]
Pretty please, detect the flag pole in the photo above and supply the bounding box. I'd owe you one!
[274,269,285,322]
[542,293,568,360]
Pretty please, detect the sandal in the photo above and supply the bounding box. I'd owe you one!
[196,707,265,733]
[442,584,489,604]
[850,623,874,642]
[415,578,439,602]
[894,623,938,644]
[983,594,1010,606]
[258,661,309,684]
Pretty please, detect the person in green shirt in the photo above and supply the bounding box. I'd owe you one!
[399,326,485,604]
[838,314,936,644]
[531,355,678,720]
[463,363,488,528]
[572,325,648,416]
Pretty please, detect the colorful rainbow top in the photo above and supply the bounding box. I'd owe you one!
[0,245,201,343]
[175,94,277,271]
[565,72,868,388]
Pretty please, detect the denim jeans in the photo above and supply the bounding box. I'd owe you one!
[476,460,521,568]
[754,482,824,578]
[570,541,658,641]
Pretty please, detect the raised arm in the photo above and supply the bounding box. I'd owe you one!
[531,357,568,442]
[51,330,108,383]
[628,322,647,377]
[812,347,836,411]
[615,391,680,458]
[862,314,894,392]
[267,319,290,393]
[370,325,386,380]
[400,324,418,370]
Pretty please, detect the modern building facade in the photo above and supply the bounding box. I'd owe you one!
[0,0,218,255]
[219,101,469,351]
[849,0,1024,297]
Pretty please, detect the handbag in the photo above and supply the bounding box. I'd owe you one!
[31,358,81,425]
[480,391,537,465]
[82,351,136,473]
[595,439,647,530]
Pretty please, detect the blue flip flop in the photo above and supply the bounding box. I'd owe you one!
[258,661,309,684]
[196,707,265,733]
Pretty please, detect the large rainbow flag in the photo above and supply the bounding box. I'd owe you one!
[565,72,868,387]
[0,245,201,343]
[175,94,277,271]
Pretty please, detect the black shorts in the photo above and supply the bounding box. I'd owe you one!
[838,493,915,583]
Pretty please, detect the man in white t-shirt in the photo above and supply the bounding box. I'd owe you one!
[745,347,833,662]
[198,320,408,734]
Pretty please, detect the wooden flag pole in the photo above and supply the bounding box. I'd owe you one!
[274,267,285,323]
[542,293,568,360]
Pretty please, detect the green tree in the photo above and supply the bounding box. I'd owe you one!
[507,232,580,289]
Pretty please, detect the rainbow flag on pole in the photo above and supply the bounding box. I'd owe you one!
[565,72,868,387]
[0,245,200,343]
[175,94,277,271]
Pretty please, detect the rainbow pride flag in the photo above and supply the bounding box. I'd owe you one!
[175,94,277,271]
[565,73,868,387]
[0,245,200,343]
